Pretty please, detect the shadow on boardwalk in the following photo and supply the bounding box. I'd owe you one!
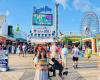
[19,69,86,80]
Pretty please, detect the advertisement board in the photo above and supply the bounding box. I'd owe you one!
[0,50,9,71]
[33,14,53,26]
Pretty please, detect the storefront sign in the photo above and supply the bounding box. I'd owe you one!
[33,27,52,34]
[33,6,52,13]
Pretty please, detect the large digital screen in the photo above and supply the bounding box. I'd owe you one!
[33,14,53,26]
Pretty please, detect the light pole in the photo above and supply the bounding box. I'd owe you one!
[55,3,59,38]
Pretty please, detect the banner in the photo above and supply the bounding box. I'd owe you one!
[16,24,20,32]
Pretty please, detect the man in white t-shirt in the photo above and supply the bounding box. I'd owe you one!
[61,44,68,69]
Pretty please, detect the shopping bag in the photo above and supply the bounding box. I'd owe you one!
[80,53,84,57]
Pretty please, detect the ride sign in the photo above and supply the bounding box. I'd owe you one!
[33,6,52,13]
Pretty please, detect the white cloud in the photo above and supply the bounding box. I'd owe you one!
[55,0,68,9]
[72,0,100,16]
[52,0,71,10]
[73,0,92,12]
[0,9,10,16]
[5,10,10,16]
[93,6,100,15]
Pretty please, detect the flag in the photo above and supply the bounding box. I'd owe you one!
[16,24,20,32]
[60,31,64,36]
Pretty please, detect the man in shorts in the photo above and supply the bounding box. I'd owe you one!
[72,44,80,68]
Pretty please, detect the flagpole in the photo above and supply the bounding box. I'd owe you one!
[55,3,59,38]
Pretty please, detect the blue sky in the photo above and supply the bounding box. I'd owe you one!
[0,0,100,34]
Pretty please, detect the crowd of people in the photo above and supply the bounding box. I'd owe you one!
[33,42,87,80]
[0,42,34,57]
[0,41,92,80]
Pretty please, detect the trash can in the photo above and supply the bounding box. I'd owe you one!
[0,50,9,71]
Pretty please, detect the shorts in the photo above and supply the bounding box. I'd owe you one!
[73,56,78,61]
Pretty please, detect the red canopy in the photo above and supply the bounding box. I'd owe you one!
[0,36,6,43]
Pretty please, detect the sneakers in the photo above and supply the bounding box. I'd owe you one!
[73,65,78,69]
[65,67,68,69]
[59,73,62,77]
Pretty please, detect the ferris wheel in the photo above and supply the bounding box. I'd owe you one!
[81,11,99,35]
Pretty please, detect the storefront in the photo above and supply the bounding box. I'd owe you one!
[82,33,100,54]
[59,34,81,45]
[96,39,100,55]
[6,37,15,45]
[0,15,9,44]
[0,36,15,45]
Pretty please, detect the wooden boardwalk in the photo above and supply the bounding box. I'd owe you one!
[0,54,99,80]
[19,68,85,80]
